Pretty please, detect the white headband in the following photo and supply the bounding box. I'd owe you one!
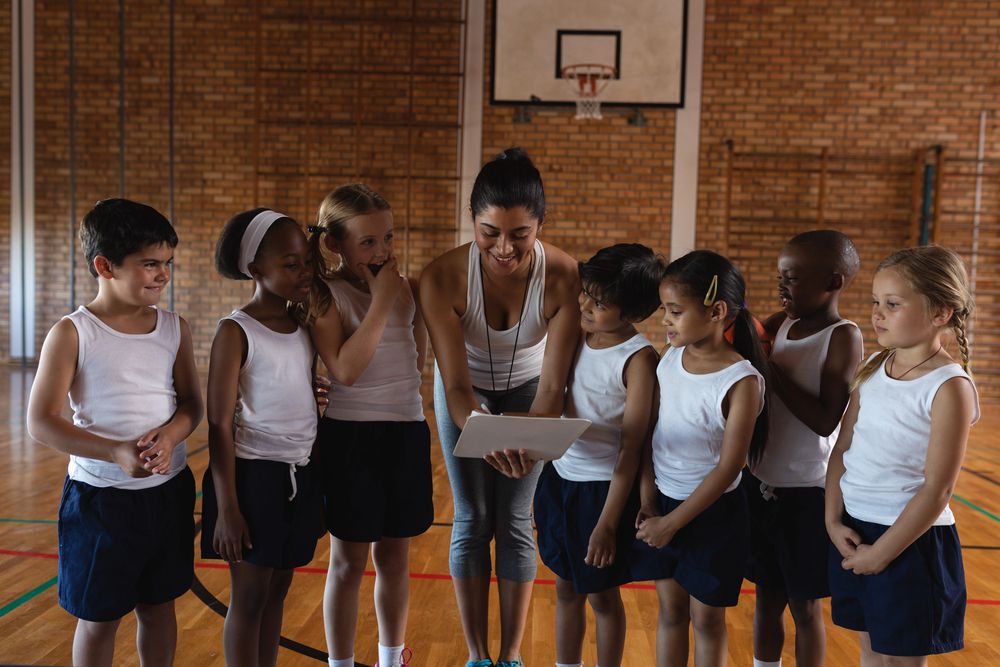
[238,210,287,278]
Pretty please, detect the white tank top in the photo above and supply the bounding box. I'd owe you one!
[226,310,317,463]
[652,346,765,500]
[553,333,655,482]
[323,278,424,422]
[841,355,979,526]
[65,306,186,489]
[753,318,860,488]
[461,240,547,391]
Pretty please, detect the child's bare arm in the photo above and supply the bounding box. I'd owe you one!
[587,347,657,568]
[772,324,863,436]
[636,382,661,528]
[842,377,975,575]
[206,319,252,562]
[139,317,204,473]
[409,276,428,373]
[27,319,150,477]
[637,375,760,548]
[311,275,398,386]
[825,391,862,558]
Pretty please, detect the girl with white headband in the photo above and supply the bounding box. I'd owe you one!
[201,208,324,667]
[292,184,429,667]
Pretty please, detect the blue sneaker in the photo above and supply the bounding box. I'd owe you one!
[494,660,524,667]
[466,661,493,667]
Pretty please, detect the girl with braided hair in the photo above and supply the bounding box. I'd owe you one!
[825,245,979,663]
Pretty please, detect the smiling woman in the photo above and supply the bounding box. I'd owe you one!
[418,148,581,667]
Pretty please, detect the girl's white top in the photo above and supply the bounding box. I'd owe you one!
[461,240,547,391]
[652,346,765,500]
[323,278,424,422]
[553,333,655,482]
[753,317,859,488]
[226,309,317,463]
[65,306,186,489]
[840,355,979,526]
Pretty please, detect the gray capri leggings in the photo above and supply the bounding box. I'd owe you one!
[433,366,543,582]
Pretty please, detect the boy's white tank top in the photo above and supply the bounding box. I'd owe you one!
[652,346,765,500]
[841,355,979,526]
[753,317,859,488]
[226,310,317,463]
[553,333,655,482]
[323,278,424,422]
[65,306,186,489]
[461,240,547,391]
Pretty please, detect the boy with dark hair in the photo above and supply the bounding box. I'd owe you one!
[747,229,864,667]
[27,198,202,667]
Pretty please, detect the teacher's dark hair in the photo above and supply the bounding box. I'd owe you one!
[470,147,546,222]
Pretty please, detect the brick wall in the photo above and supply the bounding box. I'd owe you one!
[27,0,464,369]
[12,0,1000,397]
[697,0,1000,398]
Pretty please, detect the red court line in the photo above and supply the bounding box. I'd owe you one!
[3,548,999,605]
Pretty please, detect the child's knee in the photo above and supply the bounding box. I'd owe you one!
[788,597,823,625]
[330,549,369,582]
[76,617,122,640]
[690,604,726,635]
[587,589,623,616]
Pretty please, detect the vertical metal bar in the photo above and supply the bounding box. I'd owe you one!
[969,111,988,346]
[723,139,733,255]
[168,0,176,310]
[253,0,261,206]
[304,0,313,221]
[817,146,827,226]
[932,145,944,245]
[68,0,77,311]
[118,0,125,197]
[405,0,416,275]
[354,12,364,181]
[909,149,924,246]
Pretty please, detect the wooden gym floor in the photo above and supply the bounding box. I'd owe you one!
[1,364,999,666]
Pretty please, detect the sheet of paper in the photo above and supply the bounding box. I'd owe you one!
[453,413,592,460]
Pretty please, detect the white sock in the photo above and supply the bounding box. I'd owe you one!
[753,660,781,667]
[556,663,583,667]
[329,658,354,667]
[379,643,405,666]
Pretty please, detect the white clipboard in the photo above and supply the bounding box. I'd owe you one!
[453,413,592,460]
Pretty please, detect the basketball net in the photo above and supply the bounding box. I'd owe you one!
[561,64,615,120]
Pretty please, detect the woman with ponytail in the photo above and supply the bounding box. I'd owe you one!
[825,245,979,662]
[632,249,768,666]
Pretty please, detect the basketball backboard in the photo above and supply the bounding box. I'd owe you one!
[491,0,687,108]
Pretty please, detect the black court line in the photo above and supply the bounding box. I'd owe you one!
[962,545,1000,550]
[191,520,371,666]
[962,466,1000,488]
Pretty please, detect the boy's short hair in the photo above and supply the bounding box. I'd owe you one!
[80,198,178,278]
[579,243,664,321]
[786,229,860,280]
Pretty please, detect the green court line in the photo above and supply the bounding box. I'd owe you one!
[953,493,1000,523]
[0,518,57,524]
[0,575,58,617]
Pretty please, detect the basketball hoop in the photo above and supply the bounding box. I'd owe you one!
[561,64,616,120]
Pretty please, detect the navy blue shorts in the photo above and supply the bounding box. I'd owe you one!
[318,418,434,542]
[630,488,750,607]
[534,463,637,594]
[201,458,324,570]
[744,473,830,600]
[828,513,966,656]
[58,467,195,622]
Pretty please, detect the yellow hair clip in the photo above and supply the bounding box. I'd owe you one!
[703,274,719,306]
